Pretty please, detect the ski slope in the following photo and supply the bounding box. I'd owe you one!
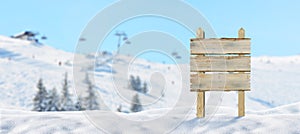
[0,35,300,133]
[1,103,300,133]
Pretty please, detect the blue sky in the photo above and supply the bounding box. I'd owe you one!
[1,0,300,57]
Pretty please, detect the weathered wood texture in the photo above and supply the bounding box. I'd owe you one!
[190,73,250,91]
[238,91,245,116]
[197,91,205,118]
[190,39,251,54]
[191,55,250,72]
[191,28,250,117]
[239,28,245,38]
[197,28,205,38]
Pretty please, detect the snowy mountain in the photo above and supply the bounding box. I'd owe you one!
[1,35,300,133]
[0,35,74,109]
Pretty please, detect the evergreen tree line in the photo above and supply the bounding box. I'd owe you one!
[125,75,148,113]
[33,73,99,112]
[129,75,148,93]
[116,93,144,113]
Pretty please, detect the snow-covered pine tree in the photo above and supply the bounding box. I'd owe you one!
[46,87,60,111]
[33,78,48,112]
[135,76,141,92]
[117,105,122,112]
[60,72,75,111]
[142,82,148,93]
[129,75,136,90]
[161,89,165,97]
[129,75,144,92]
[75,95,85,111]
[130,94,143,112]
[85,73,100,110]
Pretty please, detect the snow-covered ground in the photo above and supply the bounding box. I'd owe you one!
[0,35,300,133]
[1,103,300,133]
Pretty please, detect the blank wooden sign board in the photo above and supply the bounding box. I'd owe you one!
[190,28,251,117]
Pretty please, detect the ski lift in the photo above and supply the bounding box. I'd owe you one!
[41,36,47,40]
[175,55,182,59]
[79,37,86,42]
[125,40,131,44]
[172,52,178,57]
[115,32,126,36]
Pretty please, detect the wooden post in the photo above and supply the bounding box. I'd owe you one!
[238,91,245,116]
[197,28,205,39]
[238,28,246,117]
[195,37,206,118]
[197,91,205,118]
[238,27,245,38]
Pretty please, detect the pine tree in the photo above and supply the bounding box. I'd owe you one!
[75,95,85,111]
[131,94,143,112]
[142,82,148,93]
[161,89,165,97]
[135,76,141,92]
[129,75,144,92]
[33,78,48,112]
[46,88,60,111]
[129,75,136,90]
[117,105,122,112]
[60,72,74,111]
[85,73,100,110]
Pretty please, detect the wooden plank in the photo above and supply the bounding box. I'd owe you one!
[190,39,251,54]
[238,91,245,116]
[190,73,250,91]
[190,38,251,42]
[191,55,250,72]
[197,91,205,118]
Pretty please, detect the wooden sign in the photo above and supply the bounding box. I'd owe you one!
[190,28,251,117]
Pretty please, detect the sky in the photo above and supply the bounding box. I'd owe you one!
[1,0,300,58]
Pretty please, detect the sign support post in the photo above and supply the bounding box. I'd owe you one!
[190,28,251,118]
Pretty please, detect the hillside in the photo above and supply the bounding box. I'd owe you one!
[1,35,300,133]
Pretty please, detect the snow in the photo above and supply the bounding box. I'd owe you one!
[1,103,300,133]
[0,35,300,133]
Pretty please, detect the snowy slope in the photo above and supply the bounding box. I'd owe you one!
[1,102,300,133]
[0,35,186,112]
[0,35,74,109]
[1,35,300,133]
[1,35,300,111]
